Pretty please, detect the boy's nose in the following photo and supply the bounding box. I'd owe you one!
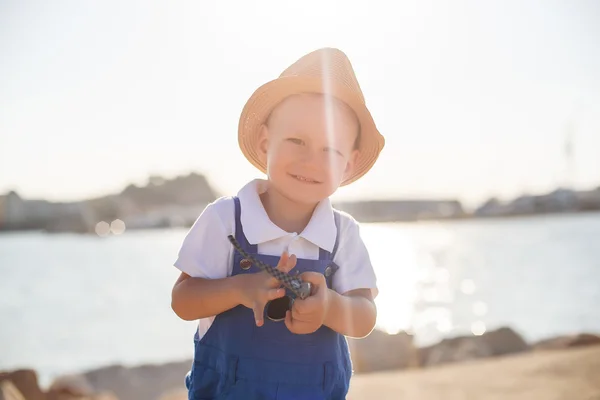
[297,147,317,163]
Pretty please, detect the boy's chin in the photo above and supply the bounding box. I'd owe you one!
[285,184,336,205]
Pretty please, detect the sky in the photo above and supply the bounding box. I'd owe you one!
[1,0,599,209]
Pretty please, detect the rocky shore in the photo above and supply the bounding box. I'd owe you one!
[2,328,599,400]
[0,328,600,400]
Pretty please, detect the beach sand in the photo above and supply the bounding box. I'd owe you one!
[156,346,600,400]
[346,346,600,400]
[3,345,599,400]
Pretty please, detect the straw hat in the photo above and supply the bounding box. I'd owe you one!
[238,48,385,186]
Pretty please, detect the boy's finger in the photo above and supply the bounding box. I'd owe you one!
[291,298,306,314]
[285,312,312,334]
[284,310,295,332]
[291,306,307,322]
[253,303,265,327]
[267,287,285,300]
[264,273,280,287]
[279,254,297,274]
[277,251,289,268]
[291,303,313,321]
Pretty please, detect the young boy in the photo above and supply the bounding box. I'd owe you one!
[171,48,385,400]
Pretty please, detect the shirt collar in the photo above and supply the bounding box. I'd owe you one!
[237,179,337,252]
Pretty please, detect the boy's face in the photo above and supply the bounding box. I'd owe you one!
[258,93,360,205]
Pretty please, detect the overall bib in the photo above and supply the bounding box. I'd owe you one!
[185,196,352,399]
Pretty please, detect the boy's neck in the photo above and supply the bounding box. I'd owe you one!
[260,187,318,234]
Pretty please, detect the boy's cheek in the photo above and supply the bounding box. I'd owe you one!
[326,164,348,186]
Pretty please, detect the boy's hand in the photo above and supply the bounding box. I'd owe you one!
[285,272,330,334]
[238,251,297,327]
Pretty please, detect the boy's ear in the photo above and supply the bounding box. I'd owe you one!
[343,149,360,181]
[257,124,269,165]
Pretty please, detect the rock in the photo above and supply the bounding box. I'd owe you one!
[45,391,118,400]
[46,391,119,400]
[71,360,192,400]
[48,375,95,396]
[157,389,187,400]
[348,329,418,373]
[0,369,118,400]
[0,381,25,400]
[424,335,493,366]
[483,326,530,356]
[533,333,600,350]
[46,374,118,400]
[420,326,529,367]
[0,370,45,400]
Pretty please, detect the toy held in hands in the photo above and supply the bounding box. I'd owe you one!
[227,235,312,300]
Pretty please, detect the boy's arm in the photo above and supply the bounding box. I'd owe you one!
[171,252,297,323]
[323,288,376,338]
[171,272,245,321]
[171,200,236,321]
[323,214,378,338]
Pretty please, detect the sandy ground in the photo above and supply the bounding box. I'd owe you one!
[346,346,600,400]
[159,346,600,399]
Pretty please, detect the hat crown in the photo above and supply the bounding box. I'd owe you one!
[279,48,366,104]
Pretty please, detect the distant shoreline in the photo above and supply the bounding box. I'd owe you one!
[1,172,599,234]
[350,208,600,224]
[2,208,600,237]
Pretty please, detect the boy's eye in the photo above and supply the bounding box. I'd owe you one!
[325,147,344,157]
[287,138,304,145]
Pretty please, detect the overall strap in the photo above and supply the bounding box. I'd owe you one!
[332,209,342,258]
[233,196,257,253]
[320,209,342,289]
[318,209,342,261]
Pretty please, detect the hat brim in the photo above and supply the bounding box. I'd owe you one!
[238,76,385,186]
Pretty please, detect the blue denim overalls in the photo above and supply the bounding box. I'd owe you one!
[185,196,352,399]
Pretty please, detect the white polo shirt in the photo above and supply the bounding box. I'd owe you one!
[173,179,377,338]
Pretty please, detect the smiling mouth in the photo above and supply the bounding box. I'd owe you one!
[289,174,321,184]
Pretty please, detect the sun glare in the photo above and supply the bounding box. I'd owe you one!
[321,50,340,186]
[359,223,421,335]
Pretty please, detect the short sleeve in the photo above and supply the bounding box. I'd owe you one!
[173,198,234,279]
[331,214,378,298]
